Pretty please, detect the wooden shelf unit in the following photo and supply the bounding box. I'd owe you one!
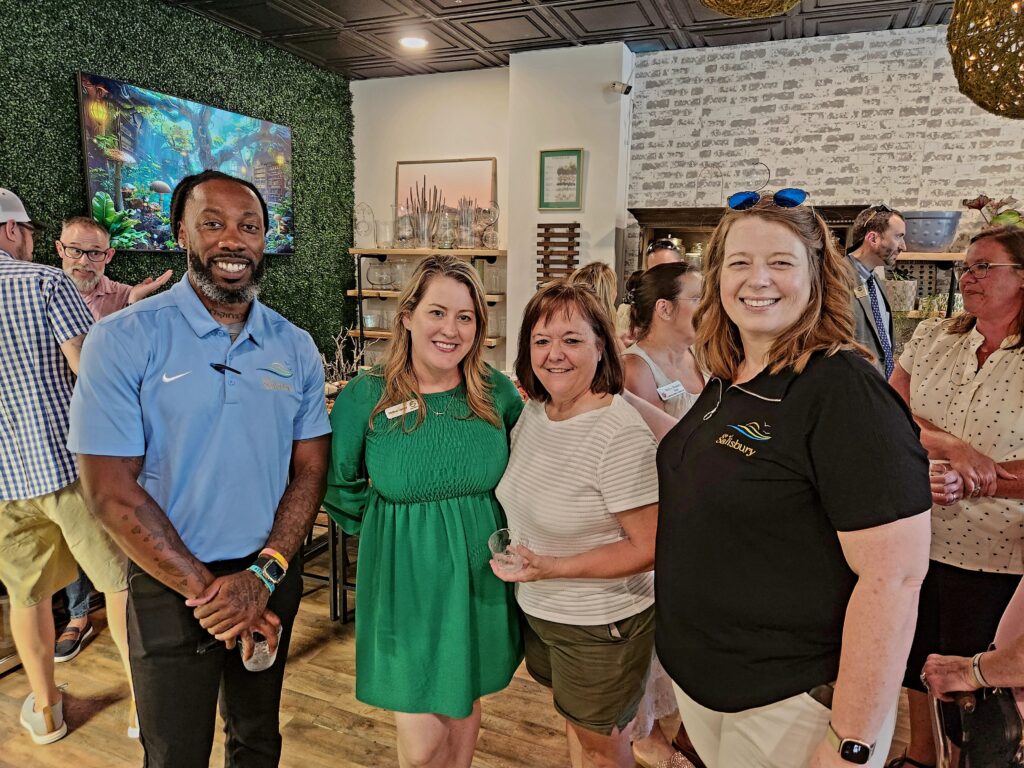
[350,247,506,258]
[348,329,503,348]
[348,289,504,303]
[898,252,963,262]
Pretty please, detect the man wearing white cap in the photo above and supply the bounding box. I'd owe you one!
[0,188,134,745]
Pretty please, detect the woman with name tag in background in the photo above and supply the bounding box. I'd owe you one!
[622,261,706,768]
[623,262,705,420]
[324,255,524,768]
[655,191,932,768]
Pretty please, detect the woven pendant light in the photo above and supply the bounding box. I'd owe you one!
[947,0,1024,119]
[701,0,800,19]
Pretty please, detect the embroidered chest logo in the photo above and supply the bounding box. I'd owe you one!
[257,362,293,378]
[728,422,771,441]
[716,422,771,458]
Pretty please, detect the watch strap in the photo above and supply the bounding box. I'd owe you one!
[826,722,842,751]
[247,563,276,594]
[260,547,288,571]
[826,722,874,764]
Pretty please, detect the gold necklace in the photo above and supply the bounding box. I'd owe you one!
[430,392,461,417]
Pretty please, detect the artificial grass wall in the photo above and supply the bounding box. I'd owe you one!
[0,0,354,351]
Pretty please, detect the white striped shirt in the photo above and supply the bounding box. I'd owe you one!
[0,250,92,500]
[496,395,659,624]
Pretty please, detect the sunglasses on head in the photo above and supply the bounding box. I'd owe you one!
[727,188,808,211]
[645,239,680,254]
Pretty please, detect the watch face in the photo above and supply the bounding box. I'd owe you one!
[262,559,286,584]
[839,741,871,765]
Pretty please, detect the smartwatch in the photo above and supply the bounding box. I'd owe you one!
[826,723,874,764]
[254,554,287,586]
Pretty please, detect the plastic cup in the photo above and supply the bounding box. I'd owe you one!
[242,624,283,672]
[488,528,528,572]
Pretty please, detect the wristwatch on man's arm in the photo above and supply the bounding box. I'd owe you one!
[247,548,288,594]
[826,722,874,764]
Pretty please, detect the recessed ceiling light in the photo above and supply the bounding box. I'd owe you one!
[400,36,428,50]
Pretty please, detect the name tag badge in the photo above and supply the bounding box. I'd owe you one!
[854,284,869,299]
[657,380,686,401]
[385,400,419,420]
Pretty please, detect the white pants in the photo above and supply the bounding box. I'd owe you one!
[673,683,898,768]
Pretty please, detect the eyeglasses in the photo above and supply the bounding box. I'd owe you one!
[17,222,36,235]
[58,242,110,262]
[953,262,1024,280]
[646,239,680,255]
[727,188,808,211]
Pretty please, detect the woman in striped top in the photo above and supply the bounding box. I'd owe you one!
[493,281,659,768]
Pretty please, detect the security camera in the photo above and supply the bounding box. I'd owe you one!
[610,81,632,95]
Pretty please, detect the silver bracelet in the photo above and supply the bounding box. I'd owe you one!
[972,652,992,688]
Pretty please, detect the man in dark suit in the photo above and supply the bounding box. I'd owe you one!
[847,205,907,378]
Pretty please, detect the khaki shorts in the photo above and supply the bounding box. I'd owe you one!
[0,479,128,607]
[524,604,655,735]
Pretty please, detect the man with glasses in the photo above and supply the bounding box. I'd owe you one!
[57,216,172,321]
[51,216,171,668]
[0,188,134,745]
[847,204,907,378]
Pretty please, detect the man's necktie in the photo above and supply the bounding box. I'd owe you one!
[866,275,893,378]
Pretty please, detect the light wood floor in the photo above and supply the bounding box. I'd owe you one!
[0,557,912,767]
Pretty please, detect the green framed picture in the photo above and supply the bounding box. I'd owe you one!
[538,149,583,210]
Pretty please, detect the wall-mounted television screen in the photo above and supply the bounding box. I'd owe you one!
[77,72,293,253]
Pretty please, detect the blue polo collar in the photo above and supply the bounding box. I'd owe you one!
[172,273,266,348]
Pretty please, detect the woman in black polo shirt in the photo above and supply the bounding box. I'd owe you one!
[655,193,932,768]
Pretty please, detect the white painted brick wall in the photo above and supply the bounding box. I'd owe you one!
[628,26,1024,253]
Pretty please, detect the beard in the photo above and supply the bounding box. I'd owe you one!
[187,249,266,305]
[65,266,100,292]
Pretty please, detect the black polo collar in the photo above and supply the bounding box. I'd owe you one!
[726,359,806,402]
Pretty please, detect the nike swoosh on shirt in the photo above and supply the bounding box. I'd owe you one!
[161,372,191,383]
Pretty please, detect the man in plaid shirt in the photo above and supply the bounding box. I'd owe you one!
[0,188,133,745]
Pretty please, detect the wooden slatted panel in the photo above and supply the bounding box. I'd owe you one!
[537,223,580,288]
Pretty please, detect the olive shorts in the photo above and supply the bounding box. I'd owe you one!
[0,479,127,607]
[524,604,655,735]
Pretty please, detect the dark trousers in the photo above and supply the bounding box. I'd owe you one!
[127,553,302,768]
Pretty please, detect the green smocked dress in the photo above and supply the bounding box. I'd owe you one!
[324,366,524,718]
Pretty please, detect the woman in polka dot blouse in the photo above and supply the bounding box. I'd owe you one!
[890,225,1024,768]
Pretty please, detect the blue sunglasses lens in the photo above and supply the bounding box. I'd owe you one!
[774,188,808,208]
[727,191,760,211]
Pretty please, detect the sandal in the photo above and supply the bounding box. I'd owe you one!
[884,756,935,768]
[672,739,708,768]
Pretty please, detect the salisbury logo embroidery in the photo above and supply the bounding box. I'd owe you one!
[716,422,770,458]
[727,422,772,441]
[257,362,293,378]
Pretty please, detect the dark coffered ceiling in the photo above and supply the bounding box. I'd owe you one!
[164,0,953,80]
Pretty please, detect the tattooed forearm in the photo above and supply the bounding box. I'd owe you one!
[264,435,329,561]
[134,498,212,596]
[78,454,213,598]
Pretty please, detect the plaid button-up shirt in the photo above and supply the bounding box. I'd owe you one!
[0,249,93,500]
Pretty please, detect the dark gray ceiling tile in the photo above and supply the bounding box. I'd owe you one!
[464,14,553,44]
[304,0,414,24]
[205,1,317,37]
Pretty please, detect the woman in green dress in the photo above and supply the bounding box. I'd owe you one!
[325,255,523,768]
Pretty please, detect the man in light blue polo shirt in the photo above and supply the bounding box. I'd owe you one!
[68,171,331,768]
